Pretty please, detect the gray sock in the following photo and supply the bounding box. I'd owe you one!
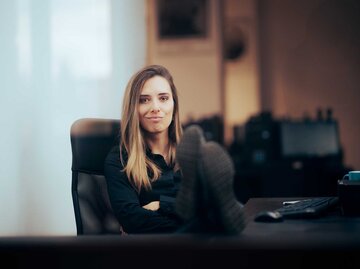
[201,141,246,235]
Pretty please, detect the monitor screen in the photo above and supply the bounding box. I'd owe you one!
[280,121,340,158]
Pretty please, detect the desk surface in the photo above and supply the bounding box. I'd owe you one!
[2,198,360,269]
[242,197,360,249]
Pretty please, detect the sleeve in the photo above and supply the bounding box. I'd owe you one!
[104,147,182,234]
[159,195,176,216]
[158,171,181,216]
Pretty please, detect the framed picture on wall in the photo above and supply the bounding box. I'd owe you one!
[156,0,209,40]
[154,0,215,54]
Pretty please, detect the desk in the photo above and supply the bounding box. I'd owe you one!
[242,197,360,248]
[1,198,360,269]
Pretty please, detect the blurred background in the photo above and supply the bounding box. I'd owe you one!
[0,0,359,236]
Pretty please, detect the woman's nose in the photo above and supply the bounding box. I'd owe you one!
[150,101,160,112]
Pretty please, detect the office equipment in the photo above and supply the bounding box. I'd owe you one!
[254,196,339,222]
[242,111,280,165]
[231,111,348,203]
[184,115,224,144]
[280,121,340,158]
[254,210,283,222]
[338,179,360,216]
[71,118,122,235]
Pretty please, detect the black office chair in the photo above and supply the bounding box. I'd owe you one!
[71,118,123,235]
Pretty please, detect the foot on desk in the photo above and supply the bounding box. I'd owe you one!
[175,125,205,221]
[202,141,246,235]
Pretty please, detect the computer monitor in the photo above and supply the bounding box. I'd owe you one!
[280,121,340,158]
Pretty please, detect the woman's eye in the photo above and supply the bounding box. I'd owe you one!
[160,96,169,102]
[139,97,150,104]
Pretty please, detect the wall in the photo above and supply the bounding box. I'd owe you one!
[258,0,360,169]
[223,0,261,144]
[147,0,223,123]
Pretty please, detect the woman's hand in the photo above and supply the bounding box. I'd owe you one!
[142,201,160,211]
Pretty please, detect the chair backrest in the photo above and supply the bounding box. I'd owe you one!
[70,118,122,235]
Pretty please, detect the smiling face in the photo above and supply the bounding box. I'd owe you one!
[138,75,174,135]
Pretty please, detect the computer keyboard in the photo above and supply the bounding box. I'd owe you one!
[277,196,339,218]
[254,197,339,222]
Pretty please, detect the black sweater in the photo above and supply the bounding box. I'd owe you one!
[104,146,183,234]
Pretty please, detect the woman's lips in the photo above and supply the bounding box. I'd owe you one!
[147,117,163,122]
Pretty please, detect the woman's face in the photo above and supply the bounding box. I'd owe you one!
[138,75,174,135]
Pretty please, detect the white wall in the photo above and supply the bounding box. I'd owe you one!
[0,0,146,236]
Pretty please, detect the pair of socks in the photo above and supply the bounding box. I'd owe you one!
[175,125,246,235]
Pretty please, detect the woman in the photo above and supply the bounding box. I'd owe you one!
[105,65,245,234]
[104,65,185,234]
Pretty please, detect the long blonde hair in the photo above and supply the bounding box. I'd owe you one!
[120,65,182,192]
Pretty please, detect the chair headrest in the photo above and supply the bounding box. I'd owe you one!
[71,118,120,174]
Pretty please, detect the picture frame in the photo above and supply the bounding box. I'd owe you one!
[153,0,214,54]
[156,0,209,40]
